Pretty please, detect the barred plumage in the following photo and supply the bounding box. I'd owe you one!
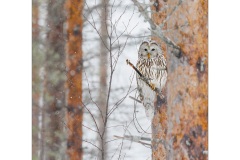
[136,40,167,120]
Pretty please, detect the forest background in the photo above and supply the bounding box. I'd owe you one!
[1,0,240,160]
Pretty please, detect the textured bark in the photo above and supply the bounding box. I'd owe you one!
[45,0,66,159]
[65,0,84,159]
[151,0,208,159]
[166,0,208,159]
[98,0,109,159]
[32,0,39,159]
[151,0,168,160]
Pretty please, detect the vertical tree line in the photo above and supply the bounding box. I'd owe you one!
[32,0,207,159]
[98,0,109,159]
[45,0,66,159]
[65,0,84,159]
[32,0,39,159]
[149,0,208,159]
[151,0,168,159]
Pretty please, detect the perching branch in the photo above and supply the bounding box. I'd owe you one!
[126,59,165,98]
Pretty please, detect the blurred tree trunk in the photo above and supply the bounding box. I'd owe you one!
[65,0,84,159]
[32,1,46,159]
[45,0,66,159]
[98,0,109,159]
[32,0,39,159]
[151,0,208,159]
[32,0,39,39]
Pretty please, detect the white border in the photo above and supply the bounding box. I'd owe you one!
[209,0,240,159]
[0,0,31,159]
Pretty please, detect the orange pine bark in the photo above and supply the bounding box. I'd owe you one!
[151,0,208,159]
[151,0,168,159]
[166,0,208,159]
[65,0,84,159]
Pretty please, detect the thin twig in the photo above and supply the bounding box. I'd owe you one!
[114,135,151,147]
[129,96,141,103]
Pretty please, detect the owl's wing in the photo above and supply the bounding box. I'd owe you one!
[152,55,167,91]
[136,60,156,120]
[136,75,155,120]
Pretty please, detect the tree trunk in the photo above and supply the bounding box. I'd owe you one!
[151,0,208,159]
[45,0,66,159]
[151,0,168,159]
[32,0,39,39]
[98,0,109,159]
[32,0,39,158]
[65,0,84,159]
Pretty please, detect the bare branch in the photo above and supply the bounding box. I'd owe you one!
[131,0,156,30]
[114,135,151,147]
[131,0,182,57]
[129,96,141,103]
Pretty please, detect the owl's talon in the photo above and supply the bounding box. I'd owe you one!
[149,83,156,90]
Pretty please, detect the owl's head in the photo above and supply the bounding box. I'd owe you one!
[138,40,162,59]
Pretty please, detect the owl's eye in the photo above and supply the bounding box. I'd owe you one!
[144,48,147,51]
[151,48,155,51]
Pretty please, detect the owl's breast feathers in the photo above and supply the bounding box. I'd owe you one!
[136,55,166,78]
[136,55,167,91]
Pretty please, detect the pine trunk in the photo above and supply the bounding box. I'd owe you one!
[65,0,84,159]
[151,0,208,159]
[151,0,168,159]
[46,0,66,159]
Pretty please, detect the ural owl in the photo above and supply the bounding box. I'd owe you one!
[136,40,167,120]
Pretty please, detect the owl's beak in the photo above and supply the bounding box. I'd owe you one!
[147,53,151,59]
